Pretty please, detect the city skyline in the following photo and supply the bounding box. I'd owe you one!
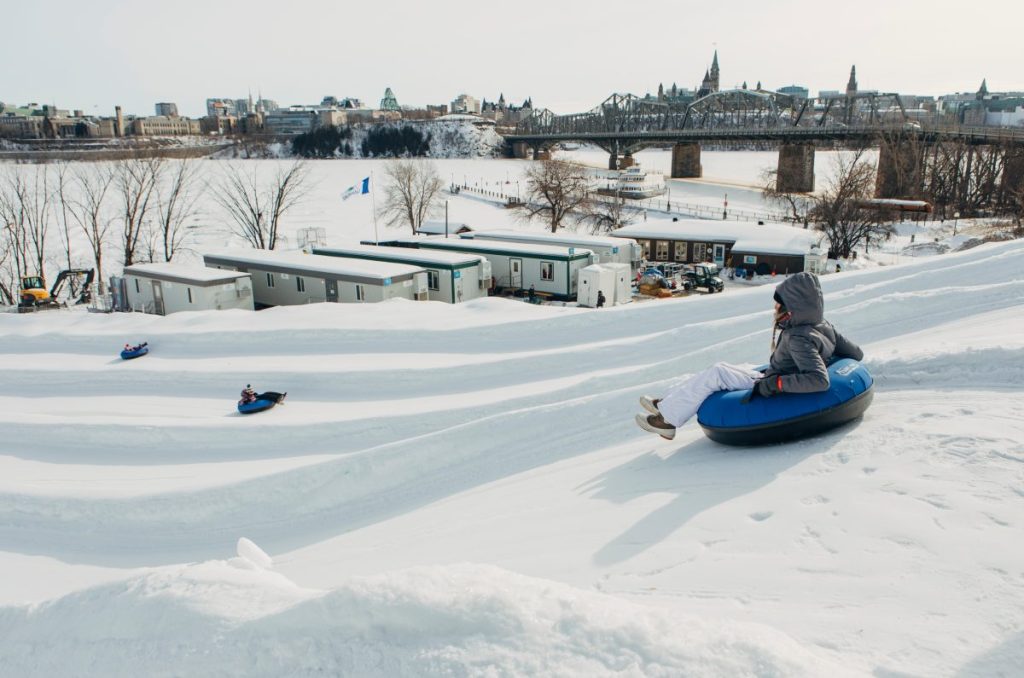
[4,0,1022,119]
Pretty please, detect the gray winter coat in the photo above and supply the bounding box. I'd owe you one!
[763,272,863,393]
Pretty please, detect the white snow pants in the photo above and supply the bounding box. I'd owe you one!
[658,362,763,428]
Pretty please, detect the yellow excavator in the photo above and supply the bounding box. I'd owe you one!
[18,269,94,310]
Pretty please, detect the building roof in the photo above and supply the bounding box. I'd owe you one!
[123,263,250,286]
[417,220,473,235]
[202,249,424,281]
[612,219,821,256]
[313,244,486,269]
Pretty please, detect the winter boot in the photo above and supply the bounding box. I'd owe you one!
[639,395,661,416]
[635,413,676,440]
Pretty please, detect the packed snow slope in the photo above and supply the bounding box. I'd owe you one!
[1,241,1023,677]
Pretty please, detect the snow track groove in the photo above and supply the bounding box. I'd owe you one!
[0,241,1022,573]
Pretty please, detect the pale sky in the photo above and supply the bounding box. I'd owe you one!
[4,0,1021,118]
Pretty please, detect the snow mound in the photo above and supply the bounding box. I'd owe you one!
[0,561,855,677]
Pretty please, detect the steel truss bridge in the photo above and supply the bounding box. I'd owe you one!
[507,90,1024,151]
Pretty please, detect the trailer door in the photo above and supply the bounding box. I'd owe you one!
[510,258,522,289]
[151,280,165,315]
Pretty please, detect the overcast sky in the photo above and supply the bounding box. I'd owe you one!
[4,0,1021,118]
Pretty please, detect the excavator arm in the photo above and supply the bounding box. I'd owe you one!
[49,269,95,305]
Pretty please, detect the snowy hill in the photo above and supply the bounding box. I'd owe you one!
[0,241,1023,676]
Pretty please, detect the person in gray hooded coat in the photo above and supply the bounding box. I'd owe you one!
[636,272,863,440]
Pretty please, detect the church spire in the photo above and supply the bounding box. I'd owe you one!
[846,65,858,97]
[710,50,720,92]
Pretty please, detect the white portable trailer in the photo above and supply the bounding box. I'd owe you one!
[313,244,490,304]
[463,229,643,276]
[203,249,427,308]
[375,237,595,300]
[123,263,254,315]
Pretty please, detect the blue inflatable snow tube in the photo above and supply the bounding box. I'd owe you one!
[237,398,278,415]
[120,345,149,360]
[697,358,873,446]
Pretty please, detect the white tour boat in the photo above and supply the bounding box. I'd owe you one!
[594,164,667,200]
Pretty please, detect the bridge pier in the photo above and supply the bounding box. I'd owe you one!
[776,142,815,193]
[876,141,923,198]
[619,153,635,169]
[511,142,530,159]
[532,146,551,161]
[1001,147,1024,199]
[670,142,702,178]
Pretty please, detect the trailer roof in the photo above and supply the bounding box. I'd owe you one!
[387,236,594,260]
[202,249,423,280]
[123,263,251,286]
[314,244,486,268]
[467,229,634,249]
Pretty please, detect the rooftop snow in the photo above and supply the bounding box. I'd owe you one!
[202,248,424,280]
[123,262,250,283]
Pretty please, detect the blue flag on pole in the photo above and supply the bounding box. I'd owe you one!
[341,177,370,201]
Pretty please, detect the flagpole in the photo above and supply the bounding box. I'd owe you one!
[370,171,379,244]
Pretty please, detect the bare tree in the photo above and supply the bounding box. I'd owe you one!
[153,158,204,261]
[215,161,309,249]
[66,164,115,293]
[0,164,54,285]
[114,156,162,266]
[518,160,592,232]
[378,160,444,234]
[0,234,14,305]
[582,194,638,233]
[760,166,812,224]
[811,149,893,258]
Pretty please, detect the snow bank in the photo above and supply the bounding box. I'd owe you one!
[0,561,856,677]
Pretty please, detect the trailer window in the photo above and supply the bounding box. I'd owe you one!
[134,279,140,293]
[674,241,688,261]
[426,270,440,291]
[355,284,364,301]
[540,261,554,281]
[655,241,669,261]
[187,288,193,303]
[692,243,707,262]
[266,273,275,288]
[296,276,305,292]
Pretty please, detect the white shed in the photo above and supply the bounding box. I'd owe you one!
[578,263,633,307]
[202,249,428,308]
[123,263,254,315]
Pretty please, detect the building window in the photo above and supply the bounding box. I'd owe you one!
[674,241,688,261]
[426,270,440,291]
[187,288,193,303]
[134,279,140,293]
[540,261,554,281]
[639,239,651,260]
[692,243,707,262]
[655,241,669,261]
[355,284,364,301]
[266,272,275,288]
[296,276,305,292]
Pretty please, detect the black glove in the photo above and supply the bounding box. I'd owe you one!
[756,376,782,398]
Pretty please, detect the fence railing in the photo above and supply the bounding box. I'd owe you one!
[450,183,790,224]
